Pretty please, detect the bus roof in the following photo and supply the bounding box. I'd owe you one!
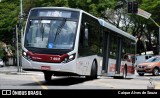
[30,7,136,41]
[30,7,82,12]
[30,7,99,20]
[98,19,136,40]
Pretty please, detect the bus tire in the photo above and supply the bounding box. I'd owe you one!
[86,60,97,80]
[44,72,52,82]
[138,73,144,76]
[123,66,127,79]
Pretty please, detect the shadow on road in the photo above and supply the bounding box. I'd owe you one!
[22,77,99,86]
[112,77,133,80]
[144,74,160,77]
[134,74,160,81]
[136,74,160,77]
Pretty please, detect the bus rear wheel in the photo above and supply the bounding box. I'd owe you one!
[122,66,127,79]
[44,72,52,82]
[86,61,97,80]
[138,73,144,76]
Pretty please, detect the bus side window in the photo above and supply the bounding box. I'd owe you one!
[79,22,89,47]
[123,54,128,60]
[78,22,89,57]
[79,24,84,47]
[78,24,85,57]
[84,26,89,47]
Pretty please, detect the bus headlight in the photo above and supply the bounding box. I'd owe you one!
[22,50,32,61]
[62,53,76,63]
[23,51,27,56]
[22,50,27,58]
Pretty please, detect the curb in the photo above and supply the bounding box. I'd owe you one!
[0,70,44,75]
[0,71,34,75]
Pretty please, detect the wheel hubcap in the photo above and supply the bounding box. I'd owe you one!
[154,69,159,75]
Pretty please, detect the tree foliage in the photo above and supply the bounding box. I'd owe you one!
[136,0,160,54]
[0,0,19,44]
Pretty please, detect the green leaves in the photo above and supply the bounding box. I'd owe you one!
[0,0,19,43]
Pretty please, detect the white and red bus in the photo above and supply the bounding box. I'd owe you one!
[22,7,136,82]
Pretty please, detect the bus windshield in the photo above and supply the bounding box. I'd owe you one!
[25,19,77,49]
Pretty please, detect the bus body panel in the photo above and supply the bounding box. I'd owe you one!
[22,56,77,74]
[76,55,103,76]
[22,54,102,76]
[107,57,135,77]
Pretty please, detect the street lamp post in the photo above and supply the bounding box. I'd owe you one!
[16,25,20,72]
[20,0,23,72]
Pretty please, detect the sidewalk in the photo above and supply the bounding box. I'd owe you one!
[0,66,42,75]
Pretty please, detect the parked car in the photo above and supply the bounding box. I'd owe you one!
[0,58,4,67]
[136,56,160,76]
[135,55,153,66]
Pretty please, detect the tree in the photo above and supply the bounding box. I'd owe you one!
[131,0,160,54]
[0,0,19,44]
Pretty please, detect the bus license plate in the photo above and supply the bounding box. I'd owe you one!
[138,68,144,71]
[41,66,51,70]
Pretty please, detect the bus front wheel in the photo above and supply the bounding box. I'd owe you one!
[44,72,52,82]
[86,61,97,80]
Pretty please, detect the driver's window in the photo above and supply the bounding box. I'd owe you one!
[78,22,89,57]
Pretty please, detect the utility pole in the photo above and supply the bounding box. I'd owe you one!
[16,25,20,72]
[20,0,23,72]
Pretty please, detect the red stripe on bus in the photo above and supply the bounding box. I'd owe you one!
[27,51,68,63]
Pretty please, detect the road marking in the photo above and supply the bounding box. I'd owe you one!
[31,76,48,89]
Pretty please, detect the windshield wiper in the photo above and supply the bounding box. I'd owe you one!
[40,24,45,41]
[37,20,45,41]
[54,18,67,42]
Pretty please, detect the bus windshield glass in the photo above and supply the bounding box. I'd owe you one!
[25,19,77,49]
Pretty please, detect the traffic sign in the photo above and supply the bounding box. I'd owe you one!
[137,8,151,19]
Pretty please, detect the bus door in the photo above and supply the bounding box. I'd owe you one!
[115,37,122,74]
[102,31,110,73]
[107,34,122,76]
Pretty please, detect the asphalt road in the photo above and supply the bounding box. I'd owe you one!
[0,71,160,90]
